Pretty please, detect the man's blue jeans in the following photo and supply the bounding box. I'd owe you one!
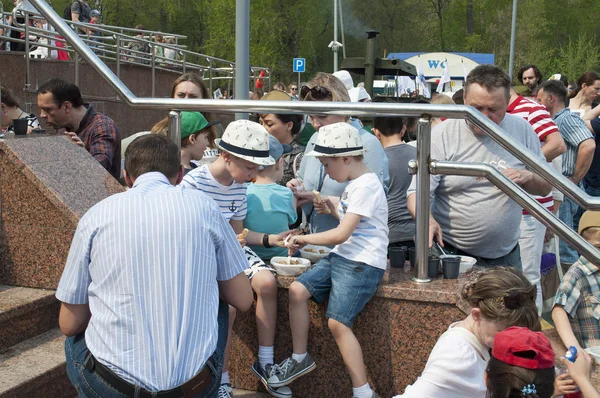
[65,328,225,397]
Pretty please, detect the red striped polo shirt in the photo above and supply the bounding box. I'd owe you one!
[507,95,558,214]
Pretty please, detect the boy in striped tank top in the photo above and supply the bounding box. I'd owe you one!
[182,120,292,398]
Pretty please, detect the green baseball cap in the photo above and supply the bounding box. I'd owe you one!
[181,112,220,139]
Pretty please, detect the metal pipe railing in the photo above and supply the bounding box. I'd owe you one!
[414,118,432,282]
[2,9,271,92]
[431,161,600,266]
[26,0,600,283]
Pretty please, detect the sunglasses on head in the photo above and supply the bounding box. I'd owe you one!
[300,85,332,100]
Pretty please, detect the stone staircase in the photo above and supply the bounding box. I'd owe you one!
[0,285,74,397]
[0,136,269,398]
[0,285,272,397]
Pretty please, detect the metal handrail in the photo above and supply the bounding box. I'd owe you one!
[430,161,600,267]
[1,9,271,92]
[26,0,600,283]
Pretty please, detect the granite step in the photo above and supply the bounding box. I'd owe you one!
[232,389,270,397]
[0,328,74,398]
[0,285,60,353]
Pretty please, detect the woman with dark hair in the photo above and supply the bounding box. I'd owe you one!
[568,71,600,112]
[259,90,304,185]
[1,85,40,136]
[395,267,540,398]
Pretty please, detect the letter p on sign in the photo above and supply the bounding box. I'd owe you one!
[293,58,306,73]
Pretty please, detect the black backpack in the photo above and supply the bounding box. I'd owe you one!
[63,1,82,20]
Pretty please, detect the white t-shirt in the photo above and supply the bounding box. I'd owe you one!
[181,164,247,221]
[396,323,490,398]
[332,173,389,270]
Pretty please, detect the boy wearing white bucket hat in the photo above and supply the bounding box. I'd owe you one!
[182,119,292,398]
[268,122,389,398]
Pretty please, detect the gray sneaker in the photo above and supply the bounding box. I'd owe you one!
[267,354,316,388]
[251,360,292,398]
[217,383,232,398]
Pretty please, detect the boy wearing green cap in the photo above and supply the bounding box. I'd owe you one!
[179,112,220,174]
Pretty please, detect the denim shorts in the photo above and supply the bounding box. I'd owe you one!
[296,252,384,328]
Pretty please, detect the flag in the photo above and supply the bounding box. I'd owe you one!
[437,59,451,93]
[462,59,468,82]
[416,55,430,97]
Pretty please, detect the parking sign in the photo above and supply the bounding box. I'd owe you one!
[293,58,306,73]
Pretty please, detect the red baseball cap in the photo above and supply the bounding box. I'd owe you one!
[492,327,555,370]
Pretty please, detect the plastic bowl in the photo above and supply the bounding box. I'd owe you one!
[270,257,312,276]
[459,255,477,273]
[300,245,331,263]
[585,346,600,364]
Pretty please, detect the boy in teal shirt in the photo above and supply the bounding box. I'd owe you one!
[245,135,297,260]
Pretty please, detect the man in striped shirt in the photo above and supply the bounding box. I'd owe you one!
[507,86,566,312]
[56,134,253,397]
[537,80,596,268]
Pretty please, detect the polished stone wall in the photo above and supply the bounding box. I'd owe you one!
[0,135,123,288]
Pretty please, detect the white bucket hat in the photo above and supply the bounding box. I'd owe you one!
[216,120,275,166]
[306,122,366,157]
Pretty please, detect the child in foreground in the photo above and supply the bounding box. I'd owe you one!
[396,267,540,398]
[485,326,555,397]
[269,122,389,398]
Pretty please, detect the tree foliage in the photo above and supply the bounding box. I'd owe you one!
[2,0,600,85]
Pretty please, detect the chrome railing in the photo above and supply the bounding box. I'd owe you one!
[24,0,600,283]
[1,8,271,95]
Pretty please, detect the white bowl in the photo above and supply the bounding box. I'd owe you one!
[585,346,600,364]
[459,255,477,273]
[300,245,331,263]
[270,257,312,276]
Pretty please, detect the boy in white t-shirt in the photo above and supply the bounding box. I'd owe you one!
[268,123,389,398]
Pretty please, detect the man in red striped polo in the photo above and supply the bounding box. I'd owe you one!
[507,86,566,313]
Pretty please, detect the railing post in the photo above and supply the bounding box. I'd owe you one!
[181,52,186,74]
[151,45,156,98]
[413,117,432,283]
[115,35,120,78]
[208,58,213,94]
[168,111,181,150]
[25,11,30,88]
[74,52,80,86]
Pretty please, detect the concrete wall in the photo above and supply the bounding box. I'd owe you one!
[0,51,234,138]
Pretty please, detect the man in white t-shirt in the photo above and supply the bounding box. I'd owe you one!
[407,65,551,269]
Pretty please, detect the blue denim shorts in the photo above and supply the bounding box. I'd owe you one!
[296,252,384,328]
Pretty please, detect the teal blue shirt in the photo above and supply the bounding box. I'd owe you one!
[244,183,297,260]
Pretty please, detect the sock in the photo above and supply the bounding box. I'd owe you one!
[353,383,373,398]
[258,345,274,371]
[291,352,307,362]
[221,371,230,385]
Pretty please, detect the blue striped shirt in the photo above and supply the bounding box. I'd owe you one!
[554,108,594,176]
[56,172,247,391]
[181,164,247,222]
